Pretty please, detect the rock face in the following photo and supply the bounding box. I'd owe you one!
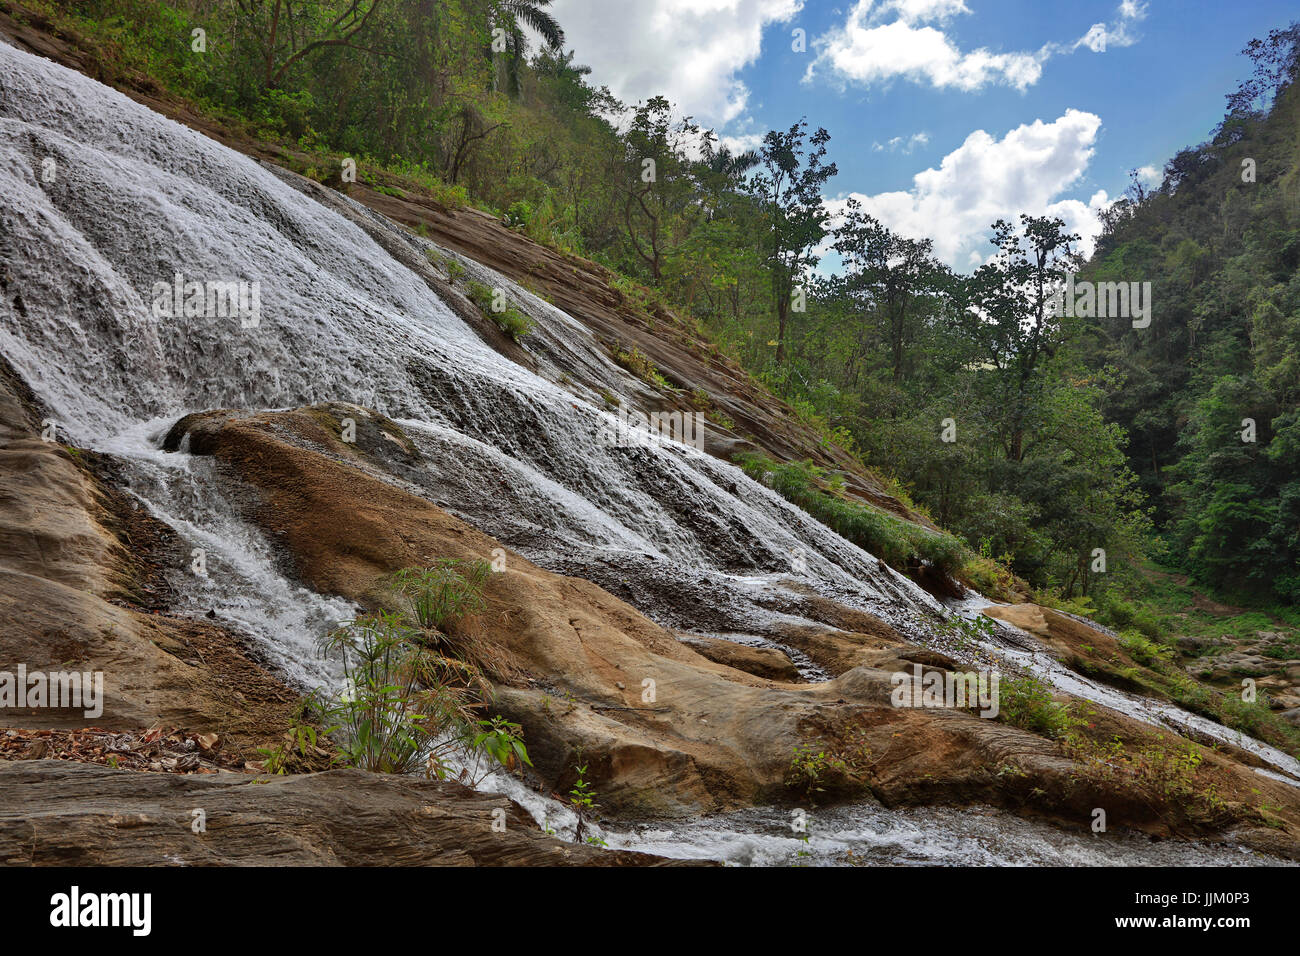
[0,761,689,866]
[0,361,298,746]
[161,405,1300,855]
[676,635,802,683]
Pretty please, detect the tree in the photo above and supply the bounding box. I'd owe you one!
[490,0,565,98]
[747,120,837,364]
[1225,20,1300,115]
[958,215,1079,461]
[245,0,392,90]
[832,200,945,385]
[614,97,700,285]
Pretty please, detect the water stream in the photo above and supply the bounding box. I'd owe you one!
[0,35,1290,865]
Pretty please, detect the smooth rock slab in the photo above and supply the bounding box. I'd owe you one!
[0,761,695,866]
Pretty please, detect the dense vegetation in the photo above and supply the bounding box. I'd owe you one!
[26,1,1298,616]
[1080,24,1300,605]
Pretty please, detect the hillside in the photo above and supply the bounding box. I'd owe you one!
[1082,45,1300,603]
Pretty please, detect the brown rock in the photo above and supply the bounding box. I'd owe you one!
[0,361,297,751]
[161,407,1300,855]
[0,760,695,866]
[677,635,801,682]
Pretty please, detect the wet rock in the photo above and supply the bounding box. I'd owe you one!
[677,635,801,682]
[0,761,693,866]
[0,364,297,746]
[164,407,1300,853]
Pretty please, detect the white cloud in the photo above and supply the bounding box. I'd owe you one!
[833,109,1108,268]
[1074,0,1147,52]
[880,0,971,23]
[1046,188,1113,260]
[872,131,931,153]
[808,0,1147,93]
[807,4,1045,91]
[718,131,767,155]
[1134,164,1162,187]
[545,0,803,126]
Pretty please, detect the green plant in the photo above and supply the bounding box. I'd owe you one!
[569,763,599,815]
[389,560,491,635]
[785,743,846,800]
[735,453,967,579]
[997,674,1076,739]
[1065,731,1212,808]
[469,715,532,772]
[708,409,736,431]
[567,758,603,843]
[613,345,672,390]
[946,612,996,651]
[464,280,535,342]
[1117,629,1172,666]
[504,199,533,229]
[255,712,322,775]
[492,307,535,342]
[312,610,479,776]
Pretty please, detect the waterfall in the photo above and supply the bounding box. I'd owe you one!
[0,35,1291,865]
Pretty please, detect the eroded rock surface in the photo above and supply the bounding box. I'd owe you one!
[162,404,1300,856]
[0,761,689,866]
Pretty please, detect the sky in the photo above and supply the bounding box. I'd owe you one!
[544,0,1298,269]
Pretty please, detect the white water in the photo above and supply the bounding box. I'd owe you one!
[0,36,1290,864]
[947,594,1300,785]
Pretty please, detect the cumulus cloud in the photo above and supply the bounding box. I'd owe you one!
[879,0,971,23]
[1134,164,1162,187]
[806,2,1045,91]
[807,0,1147,93]
[872,132,931,153]
[831,109,1109,268]
[546,0,803,126]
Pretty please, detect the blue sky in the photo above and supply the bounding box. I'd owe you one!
[547,0,1297,268]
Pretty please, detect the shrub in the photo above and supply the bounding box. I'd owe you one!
[390,559,492,634]
[613,345,672,390]
[504,200,533,229]
[1117,629,1172,666]
[465,281,535,342]
[786,743,846,800]
[998,674,1075,738]
[306,563,529,781]
[735,453,966,578]
[313,610,484,775]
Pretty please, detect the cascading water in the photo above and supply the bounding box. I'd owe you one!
[947,593,1300,786]
[0,35,1290,865]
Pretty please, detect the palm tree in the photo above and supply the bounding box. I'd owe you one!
[491,0,565,98]
[707,144,760,185]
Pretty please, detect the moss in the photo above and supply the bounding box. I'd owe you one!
[464,281,535,342]
[613,345,672,390]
